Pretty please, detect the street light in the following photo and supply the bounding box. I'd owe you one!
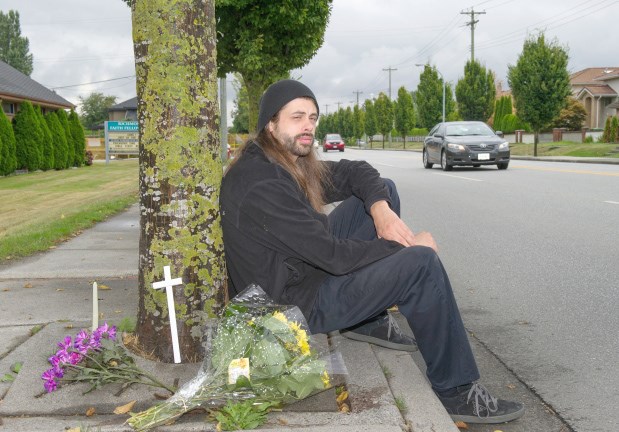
[416,64,445,123]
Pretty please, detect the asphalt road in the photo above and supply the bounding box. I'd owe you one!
[322,148,619,432]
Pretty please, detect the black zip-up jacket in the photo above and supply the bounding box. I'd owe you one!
[220,143,403,318]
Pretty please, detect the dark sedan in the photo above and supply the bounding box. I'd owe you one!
[423,121,510,170]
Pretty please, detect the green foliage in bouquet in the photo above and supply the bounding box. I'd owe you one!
[127,285,331,431]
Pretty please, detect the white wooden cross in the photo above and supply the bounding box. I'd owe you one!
[152,265,183,363]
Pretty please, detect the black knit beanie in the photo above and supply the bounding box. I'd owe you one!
[256,79,319,132]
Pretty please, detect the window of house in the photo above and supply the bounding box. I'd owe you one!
[2,102,15,114]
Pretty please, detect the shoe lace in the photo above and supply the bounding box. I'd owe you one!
[386,312,404,340]
[467,383,498,418]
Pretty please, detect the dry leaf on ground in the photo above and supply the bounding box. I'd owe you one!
[114,400,137,414]
[455,420,468,429]
[86,407,96,416]
[99,284,111,290]
[56,288,64,292]
[23,283,33,288]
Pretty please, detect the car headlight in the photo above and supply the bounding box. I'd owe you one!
[498,141,509,150]
[447,143,465,152]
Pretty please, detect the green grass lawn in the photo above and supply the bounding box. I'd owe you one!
[509,142,619,157]
[0,159,138,262]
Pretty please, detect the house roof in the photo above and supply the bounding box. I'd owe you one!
[0,60,74,109]
[608,101,619,109]
[570,67,619,85]
[109,97,137,111]
[576,85,617,98]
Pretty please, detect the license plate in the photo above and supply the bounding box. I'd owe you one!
[477,153,490,160]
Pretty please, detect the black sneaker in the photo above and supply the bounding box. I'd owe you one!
[339,312,418,352]
[437,382,525,424]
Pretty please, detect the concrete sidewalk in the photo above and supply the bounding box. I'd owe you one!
[0,204,458,432]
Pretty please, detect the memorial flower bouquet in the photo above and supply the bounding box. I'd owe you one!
[127,284,332,431]
[41,323,175,395]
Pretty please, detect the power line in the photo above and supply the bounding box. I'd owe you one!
[49,75,136,90]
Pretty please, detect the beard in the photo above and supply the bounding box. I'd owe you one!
[277,131,314,158]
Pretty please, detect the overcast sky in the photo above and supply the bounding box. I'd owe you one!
[3,0,618,121]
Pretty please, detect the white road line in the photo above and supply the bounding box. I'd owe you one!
[603,201,619,205]
[435,173,483,182]
[373,163,397,167]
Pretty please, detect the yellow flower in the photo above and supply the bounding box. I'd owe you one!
[321,371,330,388]
[295,328,310,355]
[272,311,288,323]
[289,321,301,332]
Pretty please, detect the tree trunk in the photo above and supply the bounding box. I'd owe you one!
[132,0,226,363]
[534,130,539,156]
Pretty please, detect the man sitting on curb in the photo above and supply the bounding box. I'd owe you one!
[220,79,524,424]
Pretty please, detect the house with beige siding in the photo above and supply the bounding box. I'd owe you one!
[571,67,619,129]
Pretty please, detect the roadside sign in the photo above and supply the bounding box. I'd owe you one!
[104,121,139,163]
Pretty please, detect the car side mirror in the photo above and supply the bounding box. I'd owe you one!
[495,131,504,138]
[434,133,444,139]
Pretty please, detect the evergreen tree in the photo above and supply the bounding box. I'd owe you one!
[56,109,74,168]
[46,112,69,170]
[508,32,571,154]
[455,60,496,122]
[12,101,41,171]
[611,116,619,143]
[35,106,54,170]
[0,10,33,75]
[394,86,415,142]
[69,110,86,166]
[0,111,17,175]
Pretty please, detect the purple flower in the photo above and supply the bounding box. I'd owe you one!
[57,335,72,351]
[41,369,59,393]
[68,351,83,365]
[43,378,57,392]
[74,330,91,352]
[94,322,117,341]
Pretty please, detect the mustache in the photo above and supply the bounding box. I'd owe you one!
[295,133,314,140]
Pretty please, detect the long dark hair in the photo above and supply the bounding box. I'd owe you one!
[226,115,330,212]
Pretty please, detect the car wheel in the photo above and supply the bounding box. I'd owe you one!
[323,147,327,152]
[339,149,344,152]
[423,149,433,169]
[473,164,480,168]
[497,162,509,170]
[441,151,453,171]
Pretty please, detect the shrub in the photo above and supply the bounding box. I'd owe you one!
[0,111,17,175]
[12,101,41,171]
[610,116,619,143]
[601,116,612,143]
[69,111,86,166]
[46,112,69,170]
[56,110,74,168]
[35,106,54,171]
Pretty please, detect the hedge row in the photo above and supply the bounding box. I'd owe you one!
[0,101,86,176]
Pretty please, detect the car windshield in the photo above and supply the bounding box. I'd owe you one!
[326,134,342,140]
[445,124,494,137]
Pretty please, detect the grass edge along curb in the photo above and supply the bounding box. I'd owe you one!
[0,195,138,262]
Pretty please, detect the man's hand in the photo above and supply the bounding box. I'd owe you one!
[370,200,438,252]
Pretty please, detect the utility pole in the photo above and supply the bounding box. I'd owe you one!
[324,104,329,115]
[460,9,486,63]
[382,66,397,100]
[353,90,363,106]
[336,101,343,110]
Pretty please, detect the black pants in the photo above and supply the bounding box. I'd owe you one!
[307,179,480,391]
